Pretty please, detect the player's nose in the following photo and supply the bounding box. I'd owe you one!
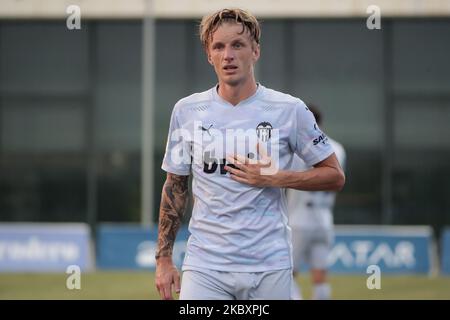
[223,46,235,61]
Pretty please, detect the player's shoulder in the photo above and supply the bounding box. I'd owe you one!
[172,87,214,113]
[260,85,307,110]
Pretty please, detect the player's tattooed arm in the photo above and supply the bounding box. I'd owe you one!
[155,173,189,259]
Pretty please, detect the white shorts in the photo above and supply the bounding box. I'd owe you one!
[291,228,334,271]
[179,268,293,300]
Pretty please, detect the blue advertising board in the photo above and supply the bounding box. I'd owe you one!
[97,224,435,274]
[441,227,450,275]
[0,223,92,272]
[97,224,190,270]
[325,226,434,274]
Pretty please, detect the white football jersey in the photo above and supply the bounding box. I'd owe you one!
[287,138,346,230]
[162,84,334,272]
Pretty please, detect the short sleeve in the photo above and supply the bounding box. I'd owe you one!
[293,102,334,167]
[332,140,346,171]
[161,104,191,175]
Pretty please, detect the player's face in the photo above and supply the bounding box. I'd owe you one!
[207,22,260,87]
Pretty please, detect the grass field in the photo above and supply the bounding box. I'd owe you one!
[1,272,449,299]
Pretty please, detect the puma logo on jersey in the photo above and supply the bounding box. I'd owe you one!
[199,124,213,136]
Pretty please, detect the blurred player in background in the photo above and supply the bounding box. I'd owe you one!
[155,9,345,300]
[287,104,346,300]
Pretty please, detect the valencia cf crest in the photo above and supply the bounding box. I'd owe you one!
[256,122,273,142]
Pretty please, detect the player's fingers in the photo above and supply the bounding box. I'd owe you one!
[256,142,268,156]
[259,157,271,167]
[227,154,247,167]
[156,280,166,298]
[157,278,174,300]
[156,283,163,299]
[174,273,181,294]
[162,285,173,300]
[229,174,249,185]
[256,142,268,157]
[226,154,237,164]
[224,165,246,177]
[234,154,250,165]
[256,143,271,166]
[226,157,247,172]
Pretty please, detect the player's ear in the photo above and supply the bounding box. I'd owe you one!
[252,43,260,63]
[206,48,214,66]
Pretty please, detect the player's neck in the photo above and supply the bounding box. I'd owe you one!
[217,78,258,106]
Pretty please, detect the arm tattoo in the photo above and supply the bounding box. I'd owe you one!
[155,173,189,259]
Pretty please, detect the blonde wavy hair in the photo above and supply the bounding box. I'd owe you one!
[199,8,261,50]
